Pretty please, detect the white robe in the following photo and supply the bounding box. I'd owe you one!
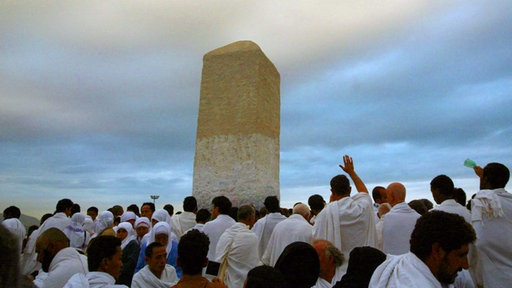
[1,218,26,254]
[37,247,88,288]
[251,212,286,258]
[382,202,421,255]
[184,223,205,235]
[39,212,72,235]
[470,188,512,288]
[21,227,42,275]
[432,199,471,223]
[203,214,236,261]
[171,211,196,238]
[64,271,128,288]
[369,252,443,288]
[261,214,313,266]
[215,223,260,288]
[131,264,178,288]
[313,192,376,273]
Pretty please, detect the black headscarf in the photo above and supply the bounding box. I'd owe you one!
[274,241,320,288]
[334,246,386,288]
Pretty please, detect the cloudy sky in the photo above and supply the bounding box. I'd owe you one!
[1,1,511,218]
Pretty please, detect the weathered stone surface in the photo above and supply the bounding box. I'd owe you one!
[193,41,280,209]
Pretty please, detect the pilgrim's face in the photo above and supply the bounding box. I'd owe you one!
[103,246,123,280]
[437,244,469,284]
[141,205,153,219]
[147,246,167,274]
[155,233,169,246]
[136,226,149,237]
[116,228,128,241]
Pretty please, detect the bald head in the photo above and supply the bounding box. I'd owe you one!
[36,228,69,272]
[386,182,406,206]
[293,203,311,220]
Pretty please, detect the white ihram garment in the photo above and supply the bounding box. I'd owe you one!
[382,202,421,255]
[261,214,312,266]
[215,223,260,288]
[131,264,178,288]
[251,212,286,259]
[313,192,376,273]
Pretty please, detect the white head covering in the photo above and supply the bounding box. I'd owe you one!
[83,215,95,235]
[120,211,137,223]
[95,211,114,234]
[152,209,172,225]
[117,222,137,250]
[135,217,151,229]
[66,213,88,250]
[149,222,173,255]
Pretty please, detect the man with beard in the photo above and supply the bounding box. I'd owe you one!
[370,211,476,288]
[34,228,88,288]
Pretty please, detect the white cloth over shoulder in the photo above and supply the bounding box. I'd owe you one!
[131,264,178,288]
[38,247,88,288]
[1,218,26,254]
[203,214,236,261]
[64,271,128,288]
[369,252,442,288]
[215,222,260,288]
[184,223,205,235]
[171,211,196,238]
[470,188,512,288]
[261,214,313,266]
[382,202,421,255]
[432,199,471,223]
[313,192,376,273]
[251,212,286,259]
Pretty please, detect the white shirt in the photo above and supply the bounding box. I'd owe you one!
[64,271,128,288]
[313,192,376,273]
[215,223,260,288]
[432,199,471,223]
[131,264,179,288]
[382,202,421,255]
[370,252,443,288]
[203,214,236,260]
[261,214,313,266]
[38,247,88,288]
[470,188,512,288]
[251,212,286,258]
[171,211,197,238]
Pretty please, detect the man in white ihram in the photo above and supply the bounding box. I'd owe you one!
[312,155,376,274]
[382,182,421,255]
[261,203,313,266]
[370,211,476,288]
[215,205,259,288]
[251,195,286,259]
[470,162,512,288]
[170,196,197,238]
[131,242,178,288]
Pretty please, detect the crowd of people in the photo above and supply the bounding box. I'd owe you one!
[1,155,511,288]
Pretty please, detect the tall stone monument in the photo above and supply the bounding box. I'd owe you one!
[193,41,280,209]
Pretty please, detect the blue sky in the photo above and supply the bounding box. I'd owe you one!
[1,1,511,218]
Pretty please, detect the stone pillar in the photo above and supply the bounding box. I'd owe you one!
[192,41,280,209]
